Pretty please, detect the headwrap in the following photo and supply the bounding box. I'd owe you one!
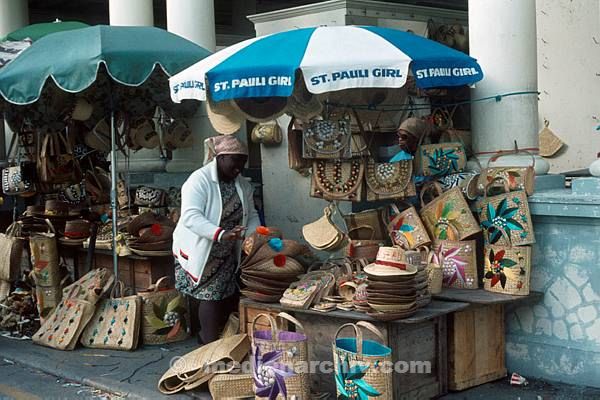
[397,117,429,140]
[203,135,249,165]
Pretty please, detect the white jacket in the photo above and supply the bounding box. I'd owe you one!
[172,160,260,285]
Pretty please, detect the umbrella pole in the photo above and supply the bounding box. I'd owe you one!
[110,110,119,279]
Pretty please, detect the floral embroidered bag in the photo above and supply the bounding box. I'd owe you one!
[432,239,478,289]
[477,148,535,196]
[478,178,535,246]
[386,203,431,250]
[80,281,142,350]
[414,133,466,177]
[483,228,532,296]
[419,183,481,241]
[138,277,189,345]
[365,158,416,201]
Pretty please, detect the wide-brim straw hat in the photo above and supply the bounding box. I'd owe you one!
[129,248,173,257]
[243,256,304,276]
[230,96,288,123]
[241,239,310,269]
[287,75,323,120]
[207,96,244,135]
[70,97,94,122]
[131,119,160,150]
[137,225,175,243]
[62,219,90,239]
[44,200,70,218]
[364,246,418,280]
[128,212,175,236]
[127,239,172,251]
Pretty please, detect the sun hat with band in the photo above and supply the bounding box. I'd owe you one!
[364,246,418,278]
[203,135,248,166]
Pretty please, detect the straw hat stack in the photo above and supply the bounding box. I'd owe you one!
[403,250,432,308]
[363,247,419,321]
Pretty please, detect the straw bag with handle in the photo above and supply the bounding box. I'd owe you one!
[29,219,60,287]
[478,178,535,246]
[311,159,364,202]
[432,235,478,289]
[333,322,392,400]
[80,281,142,350]
[483,227,532,296]
[425,251,443,295]
[139,277,189,345]
[287,119,311,175]
[252,313,311,400]
[345,226,383,262]
[343,208,387,241]
[158,334,251,394]
[414,129,466,177]
[0,222,24,282]
[386,203,431,250]
[38,130,82,184]
[302,204,347,252]
[419,183,480,241]
[209,373,254,400]
[303,117,352,159]
[365,158,416,201]
[477,147,535,196]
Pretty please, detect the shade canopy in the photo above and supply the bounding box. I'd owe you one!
[5,20,89,42]
[170,25,483,103]
[0,25,212,105]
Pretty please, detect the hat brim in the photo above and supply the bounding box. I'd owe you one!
[231,97,288,123]
[364,263,418,278]
[207,98,244,135]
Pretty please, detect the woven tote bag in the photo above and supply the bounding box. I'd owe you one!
[415,135,467,177]
[251,313,310,400]
[33,297,95,350]
[478,178,535,246]
[477,149,535,196]
[333,322,392,400]
[483,228,532,296]
[365,158,416,201]
[420,184,480,241]
[209,373,254,400]
[432,238,478,289]
[343,208,387,241]
[80,282,142,350]
[311,159,364,202]
[29,220,60,287]
[303,118,352,159]
[139,277,189,345]
[0,222,24,281]
[386,204,431,250]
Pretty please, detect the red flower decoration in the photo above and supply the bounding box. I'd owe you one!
[274,254,286,267]
[151,223,162,236]
[256,226,270,236]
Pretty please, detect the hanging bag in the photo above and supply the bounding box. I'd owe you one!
[483,227,532,296]
[2,132,36,197]
[365,158,416,201]
[386,203,431,250]
[38,130,81,184]
[477,147,536,196]
[302,204,347,251]
[251,313,310,400]
[251,120,282,145]
[419,183,480,240]
[138,276,189,345]
[432,235,478,289]
[478,178,535,246]
[437,171,480,201]
[0,222,24,282]
[287,119,311,175]
[311,159,364,202]
[333,322,392,400]
[303,116,352,159]
[80,281,142,350]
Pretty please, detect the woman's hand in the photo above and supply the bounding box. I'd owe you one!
[221,226,246,241]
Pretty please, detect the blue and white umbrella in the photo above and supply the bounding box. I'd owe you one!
[170,25,483,103]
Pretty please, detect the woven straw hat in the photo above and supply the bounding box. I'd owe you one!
[69,97,94,122]
[539,120,564,157]
[243,256,304,275]
[287,76,323,120]
[230,97,288,123]
[364,247,418,278]
[128,212,175,236]
[242,239,310,269]
[165,120,193,149]
[44,200,70,218]
[206,95,244,135]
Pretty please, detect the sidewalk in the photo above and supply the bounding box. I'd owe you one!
[2,335,600,399]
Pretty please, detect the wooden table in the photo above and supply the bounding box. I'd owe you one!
[240,298,469,399]
[433,289,543,391]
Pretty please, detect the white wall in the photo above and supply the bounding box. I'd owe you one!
[536,0,600,173]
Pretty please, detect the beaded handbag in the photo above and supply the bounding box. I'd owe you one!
[310,159,364,202]
[303,118,352,159]
[365,158,416,201]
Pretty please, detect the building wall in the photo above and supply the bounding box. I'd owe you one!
[536,0,600,173]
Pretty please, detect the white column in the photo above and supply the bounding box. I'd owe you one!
[109,0,165,172]
[468,0,549,174]
[1,0,28,159]
[109,0,154,26]
[165,0,218,172]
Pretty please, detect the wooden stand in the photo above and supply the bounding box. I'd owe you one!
[240,298,469,399]
[434,289,543,391]
[76,248,174,292]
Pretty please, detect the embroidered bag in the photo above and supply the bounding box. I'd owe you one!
[80,281,142,350]
[478,178,535,246]
[415,130,466,177]
[432,238,478,289]
[386,203,431,250]
[2,132,36,197]
[302,117,352,159]
[437,171,480,201]
[419,183,481,241]
[365,158,416,201]
[483,228,532,296]
[311,159,364,202]
[135,186,168,208]
[477,148,536,196]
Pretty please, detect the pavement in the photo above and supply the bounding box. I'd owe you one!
[2,336,600,399]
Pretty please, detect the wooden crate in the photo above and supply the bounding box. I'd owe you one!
[239,301,289,335]
[447,303,507,391]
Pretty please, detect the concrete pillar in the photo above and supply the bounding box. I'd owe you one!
[165,0,217,172]
[109,0,154,26]
[1,0,28,159]
[468,0,549,174]
[109,0,166,172]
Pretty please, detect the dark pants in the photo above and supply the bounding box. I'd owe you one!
[196,292,239,344]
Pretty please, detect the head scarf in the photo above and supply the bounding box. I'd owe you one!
[397,117,429,140]
[203,135,249,165]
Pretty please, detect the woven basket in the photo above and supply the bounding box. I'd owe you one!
[420,184,480,241]
[29,220,60,287]
[432,239,478,289]
[252,313,310,400]
[209,373,254,399]
[344,208,386,241]
[333,322,392,400]
[138,277,189,345]
[311,159,364,202]
[386,204,431,250]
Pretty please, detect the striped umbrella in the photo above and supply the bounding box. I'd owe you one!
[170,25,483,103]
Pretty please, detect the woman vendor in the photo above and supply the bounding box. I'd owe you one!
[172,135,260,344]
